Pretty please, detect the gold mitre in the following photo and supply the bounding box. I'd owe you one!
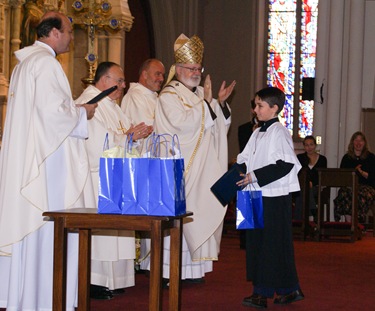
[174,34,204,64]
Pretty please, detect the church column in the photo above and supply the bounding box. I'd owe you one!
[314,0,329,156]
[319,0,345,167]
[9,0,23,73]
[107,1,133,69]
[344,0,365,143]
[108,31,124,66]
[0,2,9,96]
[1,1,18,140]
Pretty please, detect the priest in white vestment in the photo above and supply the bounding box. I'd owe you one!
[120,59,165,269]
[74,61,152,298]
[121,58,165,154]
[148,34,236,281]
[0,12,97,310]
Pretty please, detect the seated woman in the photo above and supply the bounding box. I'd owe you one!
[295,136,327,220]
[334,131,375,222]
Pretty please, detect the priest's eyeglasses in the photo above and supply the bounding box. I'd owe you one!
[178,66,204,73]
[106,75,126,86]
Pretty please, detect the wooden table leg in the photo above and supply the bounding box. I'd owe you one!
[52,217,67,311]
[149,220,163,311]
[77,229,91,311]
[169,219,182,311]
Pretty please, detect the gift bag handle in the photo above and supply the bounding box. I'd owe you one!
[144,133,182,159]
[125,132,134,154]
[154,133,182,159]
[102,132,135,157]
[145,133,166,158]
[103,133,110,151]
[242,180,258,197]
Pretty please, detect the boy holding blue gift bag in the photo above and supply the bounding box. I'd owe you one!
[236,87,303,309]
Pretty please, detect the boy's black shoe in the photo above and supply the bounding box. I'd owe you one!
[242,294,267,309]
[110,288,125,295]
[273,289,304,304]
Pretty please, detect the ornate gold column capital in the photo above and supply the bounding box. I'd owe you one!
[8,0,25,9]
[101,0,134,32]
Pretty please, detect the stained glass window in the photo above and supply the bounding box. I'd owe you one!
[267,0,319,138]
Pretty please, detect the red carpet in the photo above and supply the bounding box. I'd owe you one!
[1,231,375,310]
[90,230,375,311]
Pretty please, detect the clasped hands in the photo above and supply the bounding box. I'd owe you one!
[77,103,152,141]
[128,123,153,141]
[203,74,236,105]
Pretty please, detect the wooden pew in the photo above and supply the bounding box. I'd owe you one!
[292,167,317,240]
[316,168,361,242]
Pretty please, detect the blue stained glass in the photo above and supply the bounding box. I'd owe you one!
[267,8,296,131]
[299,0,319,138]
[267,0,318,138]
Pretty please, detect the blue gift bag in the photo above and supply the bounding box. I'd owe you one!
[98,157,186,216]
[236,190,264,229]
[98,134,186,216]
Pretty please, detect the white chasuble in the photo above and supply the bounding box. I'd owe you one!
[0,41,95,310]
[75,85,135,289]
[154,80,230,262]
[121,82,158,154]
[121,82,158,126]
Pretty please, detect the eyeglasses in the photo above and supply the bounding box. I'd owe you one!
[178,65,204,73]
[106,75,126,85]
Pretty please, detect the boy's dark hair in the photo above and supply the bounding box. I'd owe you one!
[255,87,285,114]
[250,99,256,110]
[36,16,63,38]
[94,61,119,83]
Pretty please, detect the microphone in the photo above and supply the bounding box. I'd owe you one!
[86,85,118,104]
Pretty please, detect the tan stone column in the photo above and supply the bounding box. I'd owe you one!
[0,2,9,96]
[107,31,124,65]
[9,0,23,73]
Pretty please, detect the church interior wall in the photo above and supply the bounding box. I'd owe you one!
[123,0,154,94]
[200,0,257,162]
[71,26,90,98]
[362,0,375,110]
[1,0,375,167]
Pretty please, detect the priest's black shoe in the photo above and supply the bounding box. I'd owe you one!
[162,278,169,289]
[110,288,125,295]
[90,284,113,300]
[182,277,205,284]
[242,294,267,309]
[273,289,304,305]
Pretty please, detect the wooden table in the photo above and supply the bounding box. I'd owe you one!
[43,208,192,311]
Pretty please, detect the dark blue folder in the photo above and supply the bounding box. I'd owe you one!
[211,163,246,206]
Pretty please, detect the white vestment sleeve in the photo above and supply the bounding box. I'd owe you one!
[204,103,215,129]
[70,107,88,139]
